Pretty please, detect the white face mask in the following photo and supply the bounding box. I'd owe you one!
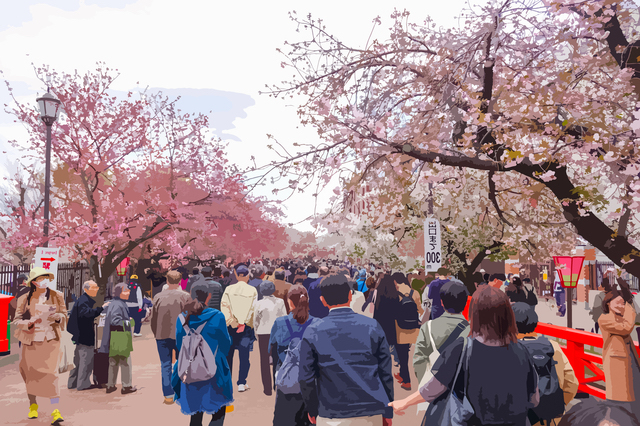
[35,279,51,289]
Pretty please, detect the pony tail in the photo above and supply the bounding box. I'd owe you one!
[183,297,204,325]
[292,293,310,325]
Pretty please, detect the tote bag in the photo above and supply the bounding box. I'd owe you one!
[439,338,474,426]
[109,320,134,357]
[57,330,76,374]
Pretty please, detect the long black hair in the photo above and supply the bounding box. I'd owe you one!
[375,274,399,310]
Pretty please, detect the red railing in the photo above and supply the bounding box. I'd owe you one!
[460,296,640,400]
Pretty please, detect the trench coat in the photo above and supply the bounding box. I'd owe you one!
[599,302,640,402]
[13,289,68,398]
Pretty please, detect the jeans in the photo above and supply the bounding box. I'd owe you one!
[396,343,411,384]
[128,307,144,334]
[555,291,566,316]
[190,406,226,426]
[108,355,132,388]
[156,338,177,397]
[227,326,254,386]
[68,344,94,390]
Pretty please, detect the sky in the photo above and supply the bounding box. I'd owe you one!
[0,0,470,232]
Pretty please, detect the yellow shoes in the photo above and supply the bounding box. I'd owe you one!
[28,403,38,419]
[51,408,64,424]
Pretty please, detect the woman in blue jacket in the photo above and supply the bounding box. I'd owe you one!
[172,280,233,426]
[269,284,316,426]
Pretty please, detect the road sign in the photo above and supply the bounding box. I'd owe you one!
[34,247,60,290]
[424,218,442,272]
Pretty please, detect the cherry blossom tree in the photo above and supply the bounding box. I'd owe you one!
[1,64,286,301]
[262,0,640,278]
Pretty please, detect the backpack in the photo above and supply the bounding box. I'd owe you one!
[177,313,218,384]
[275,318,312,394]
[520,336,564,424]
[396,289,420,330]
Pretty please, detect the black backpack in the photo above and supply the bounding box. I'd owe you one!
[396,289,420,330]
[520,336,565,424]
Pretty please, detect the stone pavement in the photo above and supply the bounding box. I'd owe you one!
[0,321,422,426]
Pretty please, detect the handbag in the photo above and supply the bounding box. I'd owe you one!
[439,337,475,426]
[109,319,134,357]
[57,330,76,374]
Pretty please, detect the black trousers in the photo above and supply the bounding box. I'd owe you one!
[396,343,411,384]
[273,390,311,426]
[258,334,273,395]
[190,406,226,426]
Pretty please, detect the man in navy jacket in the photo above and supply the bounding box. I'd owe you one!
[299,274,394,425]
[67,280,105,391]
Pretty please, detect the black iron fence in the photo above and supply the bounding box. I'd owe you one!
[0,262,92,306]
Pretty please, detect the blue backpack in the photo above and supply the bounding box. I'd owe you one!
[275,318,312,394]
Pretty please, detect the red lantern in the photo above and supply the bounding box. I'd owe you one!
[553,256,585,288]
[116,257,130,277]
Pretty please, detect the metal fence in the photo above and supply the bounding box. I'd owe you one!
[0,262,92,305]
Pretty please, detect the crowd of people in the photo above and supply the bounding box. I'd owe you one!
[8,259,640,426]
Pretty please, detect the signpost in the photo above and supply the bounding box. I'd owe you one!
[553,255,585,329]
[34,247,60,290]
[424,219,442,272]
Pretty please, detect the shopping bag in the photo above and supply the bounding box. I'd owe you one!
[57,330,76,374]
[109,320,134,357]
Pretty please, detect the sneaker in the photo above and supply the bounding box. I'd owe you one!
[28,403,38,419]
[134,333,142,337]
[401,382,412,391]
[163,396,174,405]
[393,372,403,384]
[121,386,138,395]
[51,408,64,425]
[238,384,249,392]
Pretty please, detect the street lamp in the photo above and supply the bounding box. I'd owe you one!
[36,90,61,248]
[553,255,585,329]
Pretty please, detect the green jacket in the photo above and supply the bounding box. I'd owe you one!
[412,312,470,382]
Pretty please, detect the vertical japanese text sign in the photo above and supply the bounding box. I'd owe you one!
[424,219,441,272]
[34,247,60,290]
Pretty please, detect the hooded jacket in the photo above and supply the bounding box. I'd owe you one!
[172,308,233,414]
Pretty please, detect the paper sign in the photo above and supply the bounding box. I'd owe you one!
[424,219,442,272]
[34,247,61,290]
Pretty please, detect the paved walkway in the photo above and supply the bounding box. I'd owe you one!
[0,322,421,426]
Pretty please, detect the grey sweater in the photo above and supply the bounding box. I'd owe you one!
[99,298,131,354]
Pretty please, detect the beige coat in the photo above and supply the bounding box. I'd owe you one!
[599,302,640,402]
[395,283,424,345]
[13,289,68,344]
[221,281,258,329]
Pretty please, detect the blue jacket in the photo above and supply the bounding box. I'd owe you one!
[269,313,317,369]
[308,278,329,319]
[299,307,394,419]
[171,308,233,415]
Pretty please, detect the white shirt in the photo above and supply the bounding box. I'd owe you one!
[253,295,286,335]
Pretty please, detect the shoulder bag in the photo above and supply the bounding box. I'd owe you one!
[109,319,134,357]
[439,337,475,426]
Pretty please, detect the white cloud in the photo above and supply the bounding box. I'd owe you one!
[0,0,468,231]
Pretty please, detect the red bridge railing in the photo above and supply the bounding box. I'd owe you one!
[460,296,640,399]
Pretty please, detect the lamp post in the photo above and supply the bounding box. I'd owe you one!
[553,255,585,329]
[36,90,61,248]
